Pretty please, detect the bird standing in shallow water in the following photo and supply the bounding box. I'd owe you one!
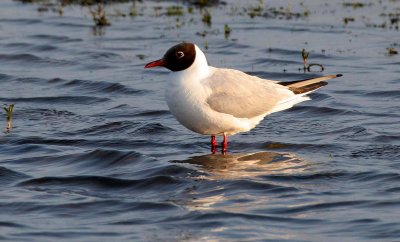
[145,42,342,154]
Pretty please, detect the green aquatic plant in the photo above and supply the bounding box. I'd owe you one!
[246,0,264,18]
[247,4,263,18]
[129,3,137,17]
[301,49,309,69]
[190,0,214,7]
[3,104,14,131]
[90,4,111,26]
[166,5,183,16]
[342,2,365,9]
[302,3,310,18]
[301,49,324,72]
[202,9,212,26]
[343,17,355,25]
[224,24,231,38]
[387,47,398,56]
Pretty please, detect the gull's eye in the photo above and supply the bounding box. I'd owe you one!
[176,51,184,58]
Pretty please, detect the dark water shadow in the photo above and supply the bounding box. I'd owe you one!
[174,151,310,180]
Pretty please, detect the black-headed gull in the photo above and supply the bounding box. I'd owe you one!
[145,42,342,154]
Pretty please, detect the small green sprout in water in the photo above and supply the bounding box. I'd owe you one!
[301,49,324,72]
[202,9,212,26]
[3,104,14,131]
[247,5,263,18]
[192,0,210,8]
[343,17,355,25]
[303,9,310,17]
[90,4,111,26]
[387,47,398,56]
[129,4,137,17]
[301,49,309,69]
[342,2,365,9]
[224,24,231,38]
[166,5,183,16]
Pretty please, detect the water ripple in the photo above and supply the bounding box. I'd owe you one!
[0,167,30,185]
[0,53,73,66]
[19,175,181,191]
[62,79,144,95]
[0,0,399,241]
[0,96,109,104]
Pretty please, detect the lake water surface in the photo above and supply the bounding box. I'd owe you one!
[0,0,399,241]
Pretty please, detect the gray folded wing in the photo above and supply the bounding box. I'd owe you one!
[204,68,292,118]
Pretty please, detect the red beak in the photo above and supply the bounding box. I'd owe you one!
[144,59,165,68]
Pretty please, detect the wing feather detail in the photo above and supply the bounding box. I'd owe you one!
[204,68,293,118]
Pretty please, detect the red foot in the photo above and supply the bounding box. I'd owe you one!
[221,134,228,155]
[211,135,217,154]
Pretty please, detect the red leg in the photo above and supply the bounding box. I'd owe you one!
[211,135,217,154]
[221,133,228,154]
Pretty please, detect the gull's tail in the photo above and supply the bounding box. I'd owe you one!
[270,74,343,114]
[280,74,343,94]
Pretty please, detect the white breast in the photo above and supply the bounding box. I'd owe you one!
[165,54,217,134]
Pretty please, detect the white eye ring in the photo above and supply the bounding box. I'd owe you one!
[176,51,184,58]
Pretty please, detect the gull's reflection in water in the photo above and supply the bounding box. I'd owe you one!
[177,151,310,180]
[172,151,311,214]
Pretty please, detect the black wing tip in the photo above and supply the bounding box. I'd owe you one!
[336,74,343,77]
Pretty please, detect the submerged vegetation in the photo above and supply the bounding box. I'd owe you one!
[17,0,400,33]
[245,1,310,20]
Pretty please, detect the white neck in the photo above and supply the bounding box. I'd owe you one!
[170,44,210,82]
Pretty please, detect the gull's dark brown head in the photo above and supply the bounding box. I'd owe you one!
[144,42,196,72]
